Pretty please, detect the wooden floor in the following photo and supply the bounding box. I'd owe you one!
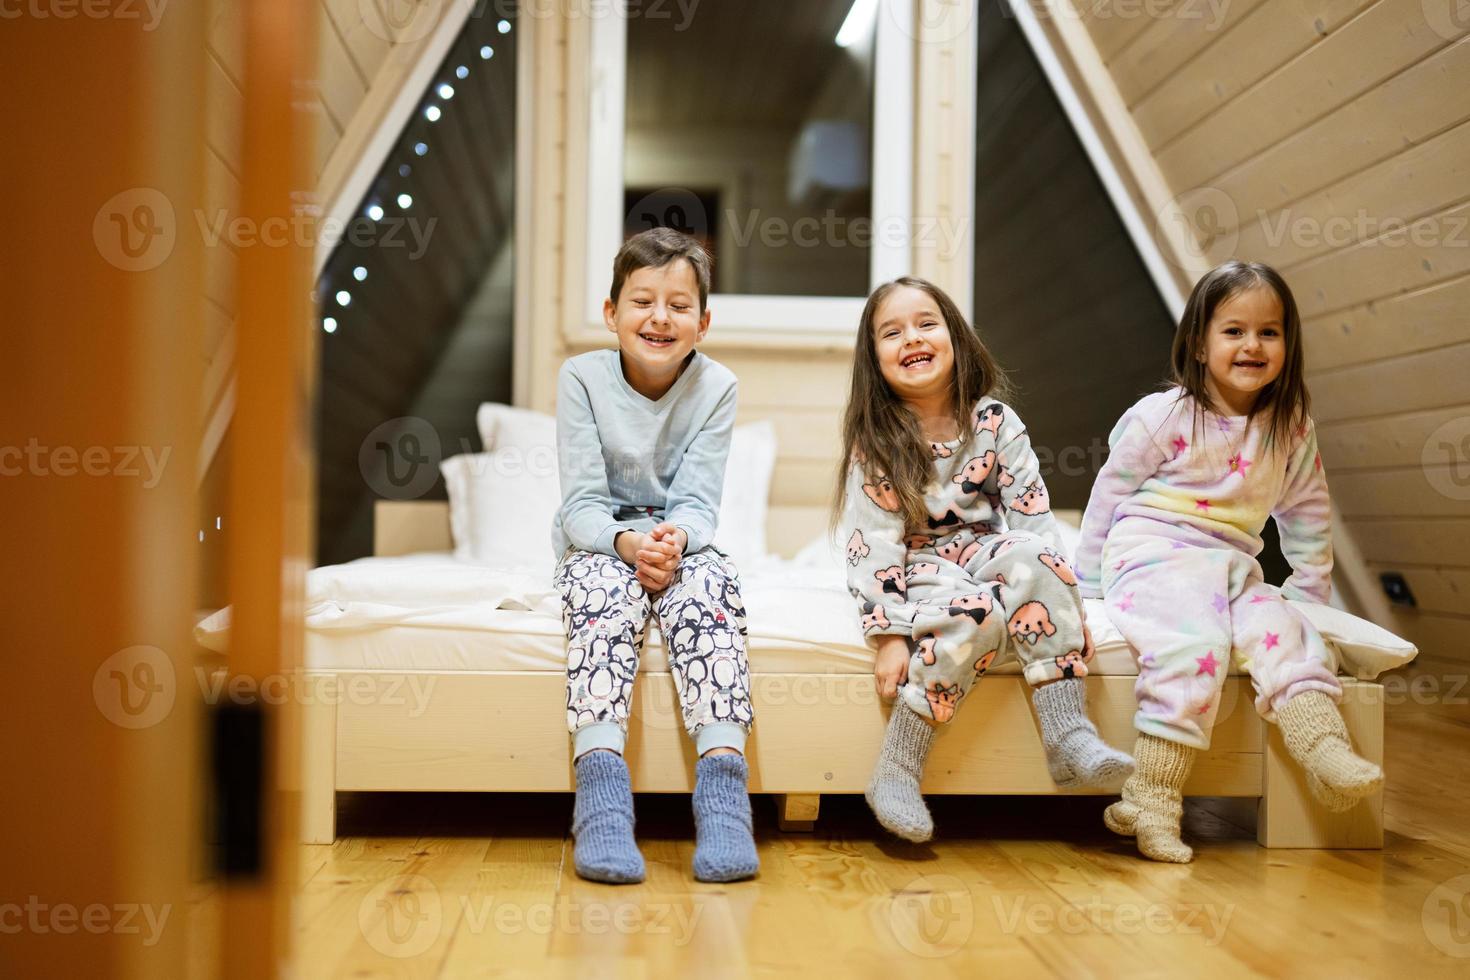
[275,659,1470,977]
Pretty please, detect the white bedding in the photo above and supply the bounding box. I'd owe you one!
[192,548,1415,679]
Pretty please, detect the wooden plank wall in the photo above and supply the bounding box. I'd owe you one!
[1081,1,1470,661]
[199,0,419,601]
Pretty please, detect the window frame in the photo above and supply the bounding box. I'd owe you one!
[582,0,916,335]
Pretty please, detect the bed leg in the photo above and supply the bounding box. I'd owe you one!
[299,673,337,844]
[776,794,820,832]
[1257,679,1384,848]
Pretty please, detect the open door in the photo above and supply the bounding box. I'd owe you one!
[3,2,315,977]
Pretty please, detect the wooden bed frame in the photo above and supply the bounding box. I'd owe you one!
[296,502,1385,849]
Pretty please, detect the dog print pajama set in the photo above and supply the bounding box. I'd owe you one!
[841,398,1091,724]
[1075,389,1340,750]
[552,350,753,759]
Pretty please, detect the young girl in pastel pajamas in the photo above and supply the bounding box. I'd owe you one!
[1076,261,1383,863]
[837,276,1134,843]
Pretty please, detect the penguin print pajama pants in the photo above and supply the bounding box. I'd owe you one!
[898,530,1090,724]
[1103,517,1341,750]
[554,548,754,758]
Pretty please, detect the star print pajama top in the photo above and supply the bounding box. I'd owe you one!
[1075,388,1341,750]
[841,398,1090,724]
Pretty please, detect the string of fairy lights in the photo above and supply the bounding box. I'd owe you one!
[320,17,512,337]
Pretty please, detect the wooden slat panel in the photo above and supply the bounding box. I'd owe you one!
[1318,405,1470,470]
[735,406,842,460]
[206,50,243,177]
[1235,119,1470,271]
[316,16,369,132]
[1156,0,1457,190]
[1288,201,1470,320]
[1303,272,1470,372]
[1084,1,1174,62]
[1133,0,1372,148]
[1209,38,1470,229]
[209,0,245,86]
[341,16,394,85]
[772,458,843,508]
[1366,563,1470,616]
[1110,0,1266,105]
[1387,609,1470,664]
[1330,466,1470,518]
[1346,518,1470,567]
[1310,344,1470,423]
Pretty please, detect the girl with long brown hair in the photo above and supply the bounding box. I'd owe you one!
[1075,261,1381,863]
[837,277,1131,843]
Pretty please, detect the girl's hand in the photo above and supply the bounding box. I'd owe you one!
[873,635,911,700]
[1081,620,1096,662]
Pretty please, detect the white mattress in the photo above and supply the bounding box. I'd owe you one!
[195,551,1200,677]
[195,525,1416,681]
[299,611,1152,675]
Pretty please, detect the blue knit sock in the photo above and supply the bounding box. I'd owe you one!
[572,750,645,884]
[691,753,759,883]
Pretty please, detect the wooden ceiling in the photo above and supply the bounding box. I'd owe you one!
[314,10,516,564]
[625,0,856,128]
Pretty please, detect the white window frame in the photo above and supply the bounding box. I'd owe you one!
[583,0,915,334]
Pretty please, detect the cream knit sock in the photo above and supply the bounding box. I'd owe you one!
[1104,733,1196,863]
[1275,691,1383,812]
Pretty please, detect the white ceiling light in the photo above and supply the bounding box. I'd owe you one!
[336,290,351,307]
[366,203,384,221]
[497,19,511,33]
[456,65,469,79]
[323,317,338,333]
[480,45,493,59]
[836,0,878,48]
[424,104,441,122]
[397,193,413,209]
[353,266,368,282]
[414,142,428,157]
[438,83,455,100]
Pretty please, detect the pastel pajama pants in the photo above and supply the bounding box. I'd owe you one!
[554,548,754,758]
[902,530,1090,724]
[1103,517,1341,750]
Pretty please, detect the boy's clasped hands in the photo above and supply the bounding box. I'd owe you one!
[615,522,685,593]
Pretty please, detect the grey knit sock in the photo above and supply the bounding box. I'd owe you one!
[691,753,759,882]
[572,750,645,884]
[1033,677,1135,789]
[865,701,935,842]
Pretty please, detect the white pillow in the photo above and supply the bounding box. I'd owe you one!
[1289,600,1418,679]
[712,420,777,567]
[476,402,555,452]
[466,402,778,567]
[441,450,561,572]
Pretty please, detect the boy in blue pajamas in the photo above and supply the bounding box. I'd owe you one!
[552,228,756,884]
